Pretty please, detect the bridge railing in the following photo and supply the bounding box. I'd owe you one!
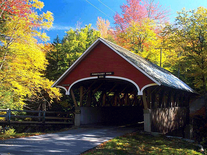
[0,109,74,125]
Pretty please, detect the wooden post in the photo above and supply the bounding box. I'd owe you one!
[80,86,83,107]
[42,111,45,124]
[146,89,152,109]
[171,91,175,107]
[176,93,180,107]
[163,92,167,108]
[173,92,178,107]
[133,94,138,106]
[167,90,171,108]
[142,91,148,110]
[71,89,78,107]
[7,109,11,124]
[103,91,106,106]
[151,92,155,109]
[180,92,184,107]
[124,93,128,106]
[186,94,190,124]
[159,90,164,108]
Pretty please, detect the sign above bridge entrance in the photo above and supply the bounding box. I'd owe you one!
[90,72,114,78]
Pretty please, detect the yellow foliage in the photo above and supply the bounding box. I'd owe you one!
[119,18,161,65]
[0,0,60,109]
[31,0,45,10]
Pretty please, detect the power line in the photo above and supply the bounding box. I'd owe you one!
[98,0,116,14]
[85,0,113,20]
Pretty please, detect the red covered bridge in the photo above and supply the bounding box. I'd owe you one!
[52,38,195,133]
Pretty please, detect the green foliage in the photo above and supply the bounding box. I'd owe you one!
[163,7,207,94]
[5,128,16,136]
[46,24,100,80]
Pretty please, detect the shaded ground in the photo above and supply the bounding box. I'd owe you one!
[0,124,141,155]
[82,131,203,155]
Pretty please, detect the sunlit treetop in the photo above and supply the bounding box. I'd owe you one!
[114,0,169,32]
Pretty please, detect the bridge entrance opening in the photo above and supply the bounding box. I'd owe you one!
[71,78,144,126]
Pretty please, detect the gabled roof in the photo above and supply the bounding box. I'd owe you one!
[52,37,195,93]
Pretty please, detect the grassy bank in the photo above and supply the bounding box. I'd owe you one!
[0,127,73,140]
[0,132,43,140]
[82,131,203,155]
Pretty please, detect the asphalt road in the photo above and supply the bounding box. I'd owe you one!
[0,125,138,155]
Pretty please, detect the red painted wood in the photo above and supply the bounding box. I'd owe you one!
[59,42,154,90]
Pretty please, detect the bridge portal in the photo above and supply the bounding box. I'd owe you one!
[52,38,195,134]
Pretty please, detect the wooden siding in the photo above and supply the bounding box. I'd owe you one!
[59,42,154,90]
[151,107,187,133]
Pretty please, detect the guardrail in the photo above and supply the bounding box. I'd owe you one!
[0,109,74,125]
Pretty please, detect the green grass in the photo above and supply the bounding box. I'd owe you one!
[0,132,44,140]
[0,127,73,140]
[82,131,203,155]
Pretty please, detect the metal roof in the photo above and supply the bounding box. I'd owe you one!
[100,38,195,93]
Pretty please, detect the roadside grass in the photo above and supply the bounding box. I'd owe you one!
[0,132,43,140]
[82,131,203,155]
[0,127,73,140]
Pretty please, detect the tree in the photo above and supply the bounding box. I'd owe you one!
[0,0,61,110]
[96,17,114,42]
[114,0,169,32]
[113,0,169,65]
[164,7,207,94]
[46,24,100,81]
[97,17,110,38]
[117,18,161,63]
[0,0,33,19]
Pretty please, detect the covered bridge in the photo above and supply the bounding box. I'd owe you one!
[52,38,195,133]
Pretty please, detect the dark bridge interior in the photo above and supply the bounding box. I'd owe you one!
[71,78,144,125]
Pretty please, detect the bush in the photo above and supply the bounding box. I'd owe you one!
[5,128,16,136]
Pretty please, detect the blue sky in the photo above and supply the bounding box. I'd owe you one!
[41,0,207,42]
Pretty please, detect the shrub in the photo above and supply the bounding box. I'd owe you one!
[5,128,16,136]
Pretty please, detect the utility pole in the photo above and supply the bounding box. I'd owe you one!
[155,48,163,67]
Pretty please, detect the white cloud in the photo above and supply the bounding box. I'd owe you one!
[51,25,73,30]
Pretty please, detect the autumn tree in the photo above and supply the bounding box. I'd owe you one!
[113,0,169,65]
[97,17,110,38]
[0,0,61,110]
[114,0,169,32]
[164,7,207,94]
[96,17,114,42]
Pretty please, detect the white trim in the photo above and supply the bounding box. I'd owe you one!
[56,86,69,95]
[99,38,161,86]
[105,76,142,95]
[67,76,142,96]
[67,77,98,95]
[52,39,101,87]
[140,83,158,94]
